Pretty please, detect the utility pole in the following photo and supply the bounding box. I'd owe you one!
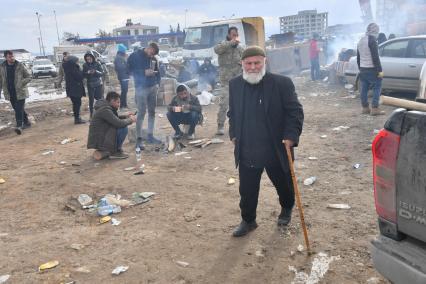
[53,10,61,45]
[37,37,42,55]
[184,9,188,30]
[35,12,45,56]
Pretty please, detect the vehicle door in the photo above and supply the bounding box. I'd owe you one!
[379,39,410,91]
[406,38,426,92]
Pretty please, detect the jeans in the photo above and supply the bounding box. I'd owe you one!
[69,96,82,119]
[120,79,129,108]
[135,85,158,138]
[88,85,103,116]
[116,127,128,152]
[310,57,320,81]
[359,69,382,108]
[9,96,28,127]
[167,111,200,135]
[238,163,295,223]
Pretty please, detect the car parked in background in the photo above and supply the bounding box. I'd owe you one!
[32,59,57,78]
[345,35,426,96]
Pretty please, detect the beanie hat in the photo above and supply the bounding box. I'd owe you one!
[117,44,127,53]
[241,46,266,60]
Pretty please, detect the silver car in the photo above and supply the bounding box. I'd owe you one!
[345,35,426,95]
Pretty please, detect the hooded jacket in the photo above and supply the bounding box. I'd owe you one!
[0,60,31,101]
[63,56,86,98]
[357,23,382,72]
[114,52,129,81]
[83,53,104,88]
[167,84,202,113]
[87,99,133,153]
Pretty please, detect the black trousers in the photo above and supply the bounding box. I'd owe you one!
[88,85,103,116]
[9,95,28,127]
[238,163,295,223]
[69,96,82,119]
[120,79,129,108]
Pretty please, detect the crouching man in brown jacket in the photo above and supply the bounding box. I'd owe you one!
[87,91,136,159]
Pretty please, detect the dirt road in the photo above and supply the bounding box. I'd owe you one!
[0,77,389,283]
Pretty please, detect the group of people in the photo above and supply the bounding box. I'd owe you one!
[1,23,388,237]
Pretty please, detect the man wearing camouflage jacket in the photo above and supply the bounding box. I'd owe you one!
[214,27,244,135]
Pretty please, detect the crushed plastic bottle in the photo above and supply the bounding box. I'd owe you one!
[97,205,121,216]
[135,147,142,162]
[303,177,317,186]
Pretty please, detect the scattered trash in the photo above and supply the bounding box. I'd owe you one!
[310,93,318,97]
[0,233,9,237]
[332,126,350,131]
[308,157,318,161]
[39,260,59,272]
[320,135,327,139]
[75,266,91,274]
[100,216,112,224]
[124,167,136,171]
[0,275,10,284]
[344,84,354,89]
[322,76,328,82]
[175,151,189,156]
[70,243,84,250]
[255,249,266,258]
[97,200,122,216]
[176,261,189,268]
[111,218,121,226]
[197,224,201,227]
[104,194,132,208]
[112,266,129,275]
[158,113,164,118]
[339,191,352,195]
[134,170,145,175]
[228,178,236,185]
[303,177,317,186]
[353,163,361,169]
[59,161,67,165]
[210,138,224,144]
[140,192,156,199]
[0,178,5,184]
[297,244,304,252]
[42,150,55,156]
[327,204,351,210]
[213,167,219,171]
[61,138,77,145]
[77,194,93,207]
[184,156,192,159]
[131,192,155,206]
[290,251,296,257]
[289,252,340,284]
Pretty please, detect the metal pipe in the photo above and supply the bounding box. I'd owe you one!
[35,12,45,56]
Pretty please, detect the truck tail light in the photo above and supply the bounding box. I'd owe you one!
[372,129,400,223]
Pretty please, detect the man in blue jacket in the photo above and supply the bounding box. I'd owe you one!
[128,42,161,148]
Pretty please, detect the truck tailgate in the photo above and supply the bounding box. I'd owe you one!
[396,111,426,243]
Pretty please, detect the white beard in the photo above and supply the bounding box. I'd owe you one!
[243,65,266,85]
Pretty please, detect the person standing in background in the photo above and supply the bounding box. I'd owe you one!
[309,33,321,81]
[63,55,86,124]
[114,44,130,109]
[83,52,105,118]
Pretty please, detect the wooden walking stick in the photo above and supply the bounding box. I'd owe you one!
[285,145,311,254]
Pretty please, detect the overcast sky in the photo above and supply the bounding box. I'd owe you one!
[0,0,366,54]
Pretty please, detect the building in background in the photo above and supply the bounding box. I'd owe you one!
[280,10,328,39]
[113,19,159,36]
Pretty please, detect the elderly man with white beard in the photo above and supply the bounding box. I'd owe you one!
[227,46,304,237]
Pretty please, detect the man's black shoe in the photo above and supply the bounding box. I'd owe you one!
[74,118,86,124]
[136,137,145,150]
[23,122,31,129]
[14,127,22,135]
[232,220,258,237]
[278,208,292,226]
[173,131,183,139]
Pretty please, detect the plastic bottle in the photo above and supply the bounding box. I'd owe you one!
[303,176,317,186]
[97,205,122,216]
[136,147,142,162]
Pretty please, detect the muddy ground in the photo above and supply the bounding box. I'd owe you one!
[0,76,391,283]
